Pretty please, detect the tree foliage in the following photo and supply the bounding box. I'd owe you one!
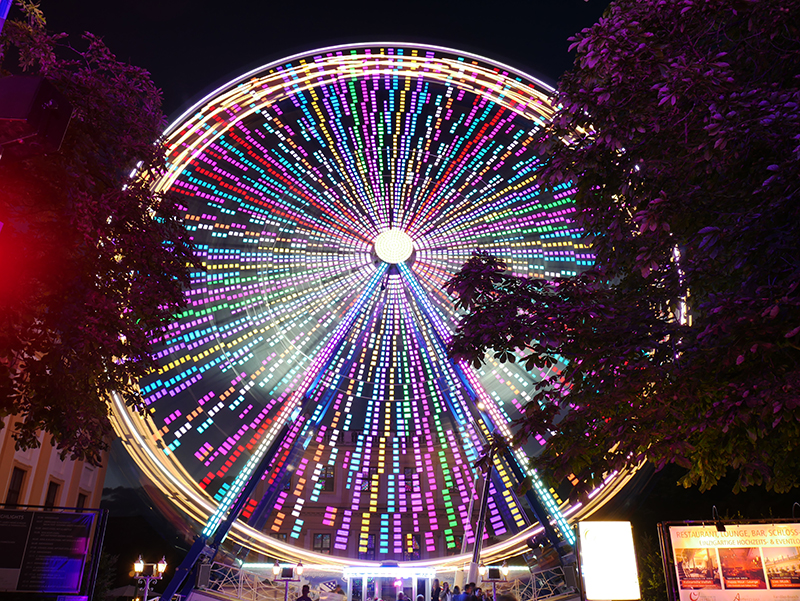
[0,2,194,464]
[636,534,668,601]
[447,0,800,496]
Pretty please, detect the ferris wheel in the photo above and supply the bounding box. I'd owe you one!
[110,43,636,568]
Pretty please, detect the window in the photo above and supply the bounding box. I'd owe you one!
[358,533,375,561]
[360,467,379,492]
[44,481,60,509]
[5,467,26,507]
[282,476,292,492]
[272,532,288,542]
[320,466,335,492]
[313,533,331,554]
[76,493,88,510]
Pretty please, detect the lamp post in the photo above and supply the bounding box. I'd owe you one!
[133,555,168,601]
[479,563,489,601]
[273,561,304,601]
[479,561,508,601]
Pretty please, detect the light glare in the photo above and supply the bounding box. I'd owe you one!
[578,521,640,600]
[374,229,414,264]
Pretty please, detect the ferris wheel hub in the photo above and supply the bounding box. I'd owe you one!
[373,229,415,264]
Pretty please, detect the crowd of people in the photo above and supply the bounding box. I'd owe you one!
[309,577,517,601]
[392,579,515,601]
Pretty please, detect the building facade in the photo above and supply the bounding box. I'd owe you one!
[0,416,107,509]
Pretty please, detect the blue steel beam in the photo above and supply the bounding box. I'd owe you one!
[398,262,571,553]
[160,264,389,600]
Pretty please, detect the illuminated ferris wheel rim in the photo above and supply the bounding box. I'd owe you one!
[154,41,560,202]
[111,42,638,566]
[110,388,640,567]
[165,41,555,138]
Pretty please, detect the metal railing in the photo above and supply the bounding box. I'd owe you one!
[512,567,577,601]
[196,562,302,601]
[193,563,576,601]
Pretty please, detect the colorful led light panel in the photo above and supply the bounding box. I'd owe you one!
[112,44,627,561]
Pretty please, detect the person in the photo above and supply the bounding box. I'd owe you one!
[298,585,313,601]
[451,586,461,601]
[441,582,451,601]
[464,583,478,601]
[328,584,346,601]
[432,579,441,601]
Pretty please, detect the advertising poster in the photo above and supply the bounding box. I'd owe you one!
[673,548,721,590]
[0,509,95,594]
[668,524,800,601]
[763,548,800,589]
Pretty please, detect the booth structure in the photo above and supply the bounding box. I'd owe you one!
[238,562,441,601]
[342,565,438,601]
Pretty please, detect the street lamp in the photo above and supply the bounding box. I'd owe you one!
[133,555,168,601]
[273,561,304,601]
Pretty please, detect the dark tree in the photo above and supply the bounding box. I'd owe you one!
[447,0,800,496]
[0,2,194,464]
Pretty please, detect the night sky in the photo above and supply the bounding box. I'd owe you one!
[41,0,608,118]
[16,0,799,582]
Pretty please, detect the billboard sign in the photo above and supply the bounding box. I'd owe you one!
[662,522,800,601]
[577,521,641,600]
[0,509,97,594]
